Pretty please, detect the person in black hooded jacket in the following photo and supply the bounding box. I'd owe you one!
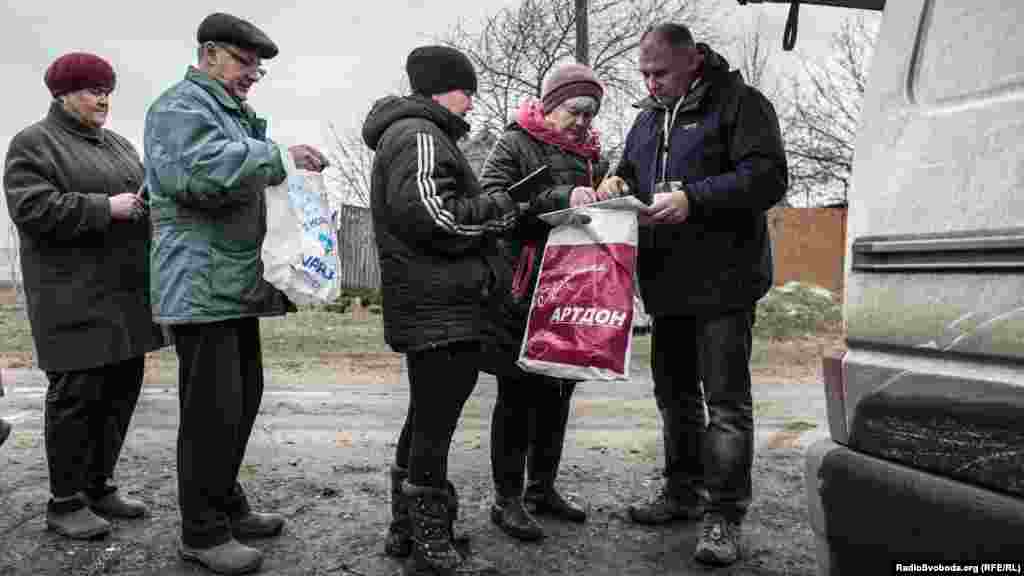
[613,24,788,567]
[361,45,522,576]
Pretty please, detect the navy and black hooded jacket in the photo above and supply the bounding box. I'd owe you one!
[616,44,788,316]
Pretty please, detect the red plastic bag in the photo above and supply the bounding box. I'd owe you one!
[517,197,646,381]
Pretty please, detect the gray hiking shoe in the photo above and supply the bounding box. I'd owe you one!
[180,538,262,575]
[46,505,111,540]
[627,488,704,525]
[694,512,741,566]
[0,419,11,448]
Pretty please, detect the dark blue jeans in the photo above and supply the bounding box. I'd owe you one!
[651,308,755,523]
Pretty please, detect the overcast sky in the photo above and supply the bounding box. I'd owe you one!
[0,1,867,159]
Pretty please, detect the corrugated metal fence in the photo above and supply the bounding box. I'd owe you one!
[335,204,380,290]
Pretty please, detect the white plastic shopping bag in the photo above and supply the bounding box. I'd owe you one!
[517,196,647,381]
[262,153,342,306]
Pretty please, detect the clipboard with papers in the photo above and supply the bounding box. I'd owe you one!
[506,165,550,202]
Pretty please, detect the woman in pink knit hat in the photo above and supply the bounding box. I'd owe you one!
[480,62,625,542]
[3,52,166,540]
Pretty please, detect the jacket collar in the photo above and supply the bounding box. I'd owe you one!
[47,100,104,143]
[185,67,268,137]
[409,94,471,141]
[186,66,252,116]
[634,79,711,116]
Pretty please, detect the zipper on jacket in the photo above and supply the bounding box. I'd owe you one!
[656,76,702,187]
[660,96,686,185]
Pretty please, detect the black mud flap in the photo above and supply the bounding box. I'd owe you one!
[819,446,1024,574]
[849,372,1024,498]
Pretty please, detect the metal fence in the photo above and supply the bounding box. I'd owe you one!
[335,204,380,291]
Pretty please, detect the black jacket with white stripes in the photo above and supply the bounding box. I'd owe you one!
[362,94,520,353]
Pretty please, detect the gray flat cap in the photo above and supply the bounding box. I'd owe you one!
[197,12,278,59]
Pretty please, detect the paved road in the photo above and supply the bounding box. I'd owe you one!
[0,362,828,576]
[0,363,828,452]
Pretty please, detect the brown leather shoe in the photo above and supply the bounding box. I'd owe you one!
[46,506,111,540]
[180,539,262,575]
[88,492,147,518]
[232,511,285,539]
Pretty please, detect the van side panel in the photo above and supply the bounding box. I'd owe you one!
[846,0,1024,354]
[845,273,1024,360]
[811,1,1024,573]
[842,0,1024,491]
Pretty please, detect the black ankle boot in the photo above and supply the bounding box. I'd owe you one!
[490,496,544,542]
[403,482,462,576]
[386,465,411,557]
[524,485,587,523]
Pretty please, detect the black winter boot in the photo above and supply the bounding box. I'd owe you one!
[403,482,462,576]
[490,496,544,542]
[445,481,472,551]
[386,465,411,557]
[524,484,587,523]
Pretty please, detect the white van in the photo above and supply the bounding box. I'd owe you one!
[743,0,1024,573]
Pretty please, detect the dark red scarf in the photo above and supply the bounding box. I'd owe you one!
[515,99,601,162]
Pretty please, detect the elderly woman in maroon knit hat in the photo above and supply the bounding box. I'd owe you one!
[3,52,167,540]
[480,62,626,542]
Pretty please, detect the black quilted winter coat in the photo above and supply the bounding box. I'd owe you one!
[479,123,596,351]
[362,95,520,353]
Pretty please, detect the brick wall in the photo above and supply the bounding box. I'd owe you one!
[767,206,847,295]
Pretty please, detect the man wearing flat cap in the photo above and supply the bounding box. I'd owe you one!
[363,45,525,575]
[144,12,328,575]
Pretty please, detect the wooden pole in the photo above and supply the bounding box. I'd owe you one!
[575,0,589,65]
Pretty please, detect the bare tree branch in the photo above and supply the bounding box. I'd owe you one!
[324,122,374,208]
[734,13,773,96]
[438,0,724,146]
[328,0,728,205]
[780,14,880,206]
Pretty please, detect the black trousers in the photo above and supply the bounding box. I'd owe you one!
[44,356,145,505]
[651,308,756,523]
[173,318,262,548]
[394,341,480,489]
[491,370,575,498]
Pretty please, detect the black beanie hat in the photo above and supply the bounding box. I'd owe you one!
[406,46,477,96]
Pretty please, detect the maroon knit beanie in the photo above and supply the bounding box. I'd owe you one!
[541,63,604,114]
[44,53,116,98]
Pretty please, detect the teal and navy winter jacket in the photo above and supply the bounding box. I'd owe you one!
[144,67,291,323]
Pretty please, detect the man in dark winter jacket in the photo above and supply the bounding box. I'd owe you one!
[614,23,788,566]
[362,45,520,576]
